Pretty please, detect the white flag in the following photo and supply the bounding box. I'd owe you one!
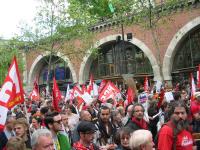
[92,83,99,97]
[64,84,70,102]
[82,92,94,106]
[0,106,8,129]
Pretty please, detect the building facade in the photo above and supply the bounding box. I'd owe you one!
[24,1,200,92]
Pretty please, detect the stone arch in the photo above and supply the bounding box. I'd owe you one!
[163,16,200,80]
[28,51,77,88]
[79,34,161,84]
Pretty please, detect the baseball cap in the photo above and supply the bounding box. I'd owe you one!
[77,121,97,133]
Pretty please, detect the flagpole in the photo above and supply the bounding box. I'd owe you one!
[121,91,128,101]
[23,99,32,137]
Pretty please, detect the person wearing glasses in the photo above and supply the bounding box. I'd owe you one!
[44,111,71,150]
[71,110,92,143]
[72,121,98,150]
[157,100,194,150]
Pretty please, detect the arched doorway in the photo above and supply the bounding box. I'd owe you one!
[172,26,200,85]
[163,16,200,82]
[28,52,76,95]
[38,55,73,95]
[89,40,153,89]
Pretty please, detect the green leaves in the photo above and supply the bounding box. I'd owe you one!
[0,39,24,84]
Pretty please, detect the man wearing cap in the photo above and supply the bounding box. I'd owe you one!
[71,110,92,143]
[72,121,99,150]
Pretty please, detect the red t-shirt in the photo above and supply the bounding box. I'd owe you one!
[73,141,95,150]
[158,123,193,150]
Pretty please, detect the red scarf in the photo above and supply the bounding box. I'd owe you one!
[131,117,148,130]
[73,141,95,150]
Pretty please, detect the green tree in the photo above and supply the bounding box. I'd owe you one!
[16,0,97,95]
[0,39,24,85]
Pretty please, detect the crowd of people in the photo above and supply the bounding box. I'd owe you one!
[0,82,200,150]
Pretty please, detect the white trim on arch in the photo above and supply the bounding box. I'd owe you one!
[79,34,161,84]
[163,16,200,80]
[28,51,77,88]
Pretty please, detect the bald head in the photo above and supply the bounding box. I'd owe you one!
[80,110,92,121]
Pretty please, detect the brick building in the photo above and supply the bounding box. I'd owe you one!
[24,1,200,92]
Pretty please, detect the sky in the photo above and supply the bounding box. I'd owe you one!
[0,0,38,39]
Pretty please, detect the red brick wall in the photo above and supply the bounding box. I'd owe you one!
[26,7,200,80]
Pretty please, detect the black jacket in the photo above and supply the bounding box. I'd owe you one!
[125,119,142,132]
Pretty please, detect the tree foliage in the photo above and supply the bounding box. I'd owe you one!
[0,39,24,85]
[67,0,154,23]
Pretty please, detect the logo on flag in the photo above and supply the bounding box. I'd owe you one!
[0,56,24,130]
[98,81,120,103]
[29,80,40,101]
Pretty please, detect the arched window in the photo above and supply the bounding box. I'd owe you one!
[38,55,73,91]
[90,41,153,79]
[172,26,200,82]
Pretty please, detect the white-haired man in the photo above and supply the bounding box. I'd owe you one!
[31,129,54,150]
[129,129,154,150]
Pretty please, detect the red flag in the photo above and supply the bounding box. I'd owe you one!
[98,80,107,93]
[34,78,39,92]
[29,80,40,101]
[0,56,24,130]
[52,77,62,112]
[190,73,196,101]
[144,76,149,93]
[72,85,83,98]
[76,96,84,110]
[28,88,40,101]
[197,64,200,89]
[87,74,94,94]
[157,89,165,108]
[82,84,87,94]
[126,87,135,105]
[98,81,120,103]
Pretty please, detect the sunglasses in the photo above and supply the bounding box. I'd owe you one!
[83,131,95,135]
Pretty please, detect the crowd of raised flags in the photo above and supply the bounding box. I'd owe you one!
[0,56,200,132]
